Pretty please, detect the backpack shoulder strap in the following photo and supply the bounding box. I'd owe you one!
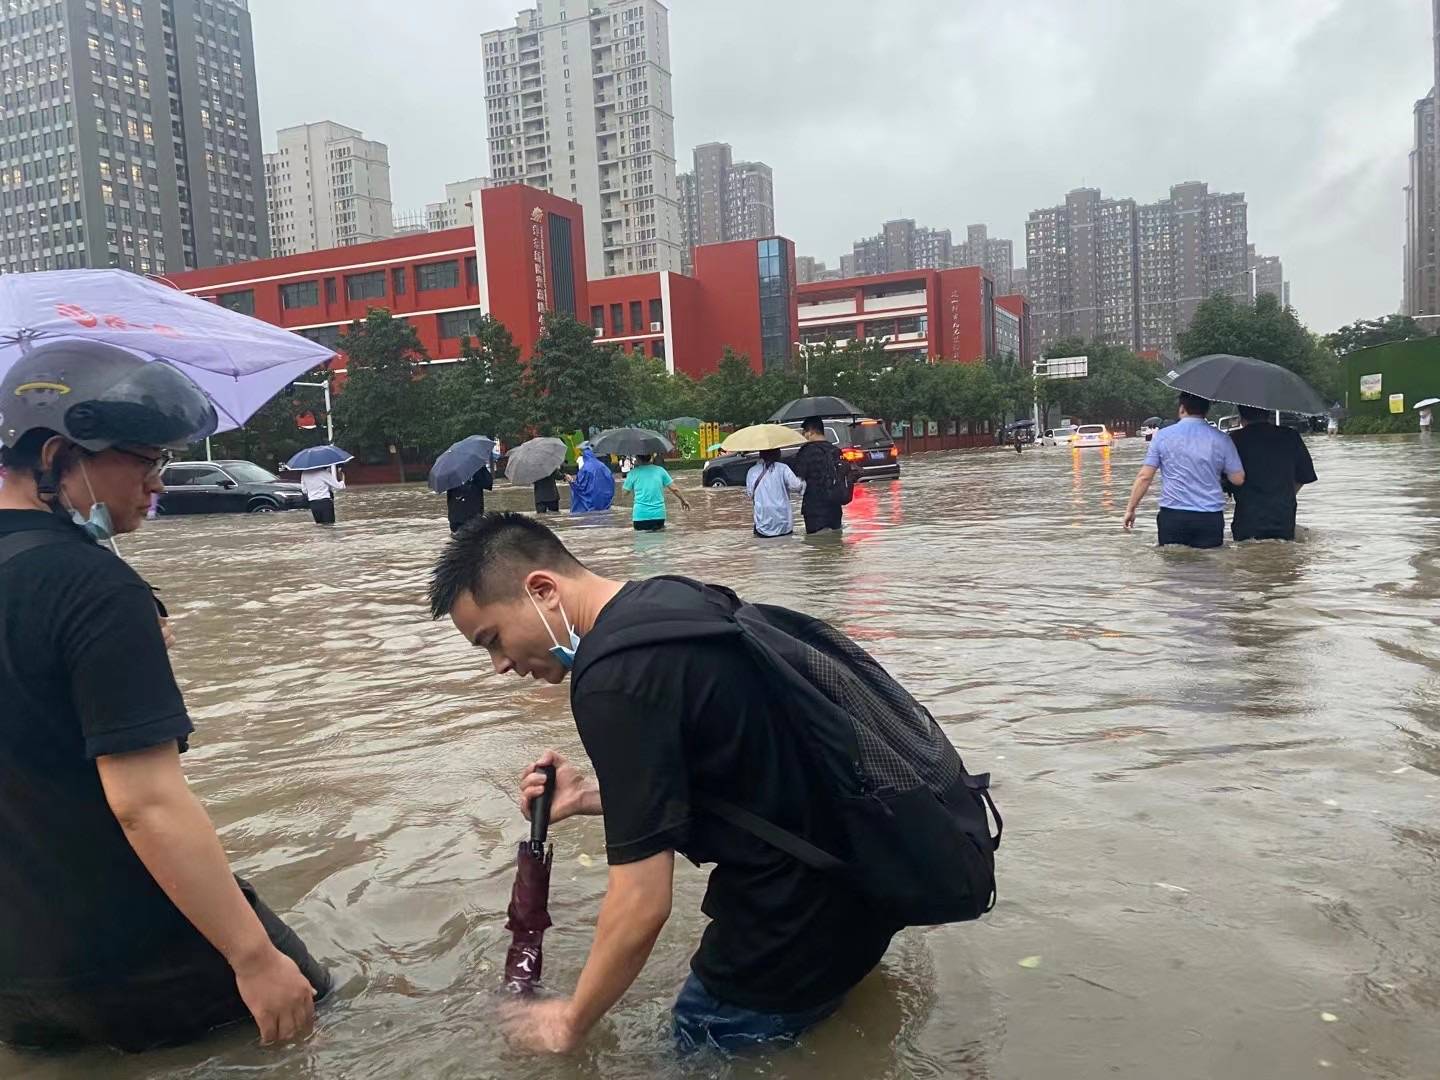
[571,577,744,687]
[692,792,846,872]
[0,529,79,569]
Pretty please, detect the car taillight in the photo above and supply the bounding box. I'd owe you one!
[888,446,899,458]
[841,449,864,462]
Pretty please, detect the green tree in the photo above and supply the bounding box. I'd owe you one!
[528,311,635,435]
[621,353,703,425]
[331,308,433,479]
[1322,314,1429,357]
[430,314,537,446]
[1177,292,1341,402]
[698,349,760,425]
[1040,338,1172,424]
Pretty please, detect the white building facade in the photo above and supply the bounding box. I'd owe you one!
[264,121,394,256]
[482,0,682,277]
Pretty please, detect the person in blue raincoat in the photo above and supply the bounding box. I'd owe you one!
[568,443,615,513]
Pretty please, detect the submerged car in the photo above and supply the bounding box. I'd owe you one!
[703,418,899,487]
[157,460,307,515]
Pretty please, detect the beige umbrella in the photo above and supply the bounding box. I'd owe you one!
[720,424,808,453]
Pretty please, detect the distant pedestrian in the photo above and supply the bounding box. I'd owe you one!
[301,467,345,526]
[745,449,804,537]
[792,417,848,535]
[533,468,562,514]
[1225,404,1317,542]
[1013,428,1023,454]
[622,453,689,532]
[1421,405,1433,434]
[568,443,615,513]
[447,465,493,535]
[1122,392,1245,549]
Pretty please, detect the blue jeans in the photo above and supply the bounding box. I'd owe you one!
[672,973,844,1055]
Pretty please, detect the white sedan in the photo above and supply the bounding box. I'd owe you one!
[1041,426,1077,447]
[1072,424,1114,448]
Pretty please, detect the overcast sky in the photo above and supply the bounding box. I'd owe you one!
[248,0,1432,333]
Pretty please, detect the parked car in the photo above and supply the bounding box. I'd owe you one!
[702,418,900,487]
[1041,426,1077,447]
[1139,422,1161,441]
[157,460,307,515]
[1072,424,1113,449]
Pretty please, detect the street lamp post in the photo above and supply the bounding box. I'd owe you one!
[293,379,336,477]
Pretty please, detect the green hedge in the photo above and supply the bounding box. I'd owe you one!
[1341,414,1418,435]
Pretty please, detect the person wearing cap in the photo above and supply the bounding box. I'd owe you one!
[0,341,330,1052]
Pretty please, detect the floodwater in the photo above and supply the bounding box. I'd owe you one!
[6,435,1440,1080]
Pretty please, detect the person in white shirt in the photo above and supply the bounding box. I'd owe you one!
[299,468,344,526]
[745,450,805,538]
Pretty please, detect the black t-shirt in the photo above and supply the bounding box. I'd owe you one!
[1228,423,1317,539]
[572,578,897,1012]
[792,440,841,514]
[0,509,201,988]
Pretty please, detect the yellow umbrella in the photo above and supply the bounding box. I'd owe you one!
[720,423,808,453]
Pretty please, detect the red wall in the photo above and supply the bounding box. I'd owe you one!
[477,184,588,359]
[693,240,763,375]
[667,272,705,377]
[587,272,664,359]
[936,266,989,363]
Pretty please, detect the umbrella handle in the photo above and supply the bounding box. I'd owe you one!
[530,764,557,847]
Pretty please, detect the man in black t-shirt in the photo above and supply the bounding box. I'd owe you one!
[430,513,898,1055]
[791,416,845,534]
[1226,405,1318,542]
[0,342,328,1052]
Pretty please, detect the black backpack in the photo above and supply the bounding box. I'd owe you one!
[800,443,855,507]
[572,577,1001,926]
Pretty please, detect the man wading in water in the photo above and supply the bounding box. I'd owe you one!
[0,342,330,1052]
[430,513,906,1054]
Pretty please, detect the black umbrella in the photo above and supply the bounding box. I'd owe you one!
[769,396,861,422]
[1142,416,1164,427]
[504,765,556,995]
[1159,354,1326,415]
[591,427,673,457]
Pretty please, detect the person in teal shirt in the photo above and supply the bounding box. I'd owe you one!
[621,454,690,531]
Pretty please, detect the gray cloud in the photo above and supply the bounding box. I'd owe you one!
[250,0,1433,331]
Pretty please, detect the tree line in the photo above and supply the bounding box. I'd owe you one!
[207,292,1395,469]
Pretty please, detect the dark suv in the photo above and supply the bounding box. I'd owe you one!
[157,460,307,515]
[702,418,900,488]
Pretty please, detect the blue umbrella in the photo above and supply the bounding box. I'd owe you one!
[428,435,497,493]
[286,444,353,472]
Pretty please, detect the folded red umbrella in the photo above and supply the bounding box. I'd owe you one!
[504,764,555,994]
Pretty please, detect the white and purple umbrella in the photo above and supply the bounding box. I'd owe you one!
[0,269,336,433]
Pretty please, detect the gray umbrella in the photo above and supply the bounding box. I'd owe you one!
[1158,354,1327,415]
[428,436,496,494]
[591,427,673,457]
[505,437,569,486]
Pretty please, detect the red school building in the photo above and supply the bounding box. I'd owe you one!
[166,182,799,380]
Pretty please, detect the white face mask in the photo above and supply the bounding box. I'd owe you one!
[527,589,580,669]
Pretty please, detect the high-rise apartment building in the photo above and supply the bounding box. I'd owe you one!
[844,219,952,275]
[482,0,682,278]
[954,224,1013,294]
[425,177,492,232]
[795,255,839,284]
[1028,182,1249,355]
[1404,0,1440,319]
[1009,266,1028,298]
[1247,244,1290,308]
[0,0,268,277]
[263,122,392,257]
[675,142,774,273]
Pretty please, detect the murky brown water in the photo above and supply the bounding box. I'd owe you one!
[5,435,1440,1080]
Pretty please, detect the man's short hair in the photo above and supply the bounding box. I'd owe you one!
[1237,404,1271,423]
[1177,392,1212,417]
[801,416,825,435]
[429,511,584,618]
[0,428,60,472]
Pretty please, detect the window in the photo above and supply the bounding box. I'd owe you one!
[649,298,663,329]
[279,280,317,309]
[609,303,623,335]
[391,266,406,295]
[215,288,253,315]
[297,324,342,349]
[652,339,665,362]
[464,255,477,285]
[324,277,337,304]
[438,307,485,339]
[591,305,605,333]
[416,260,459,291]
[629,300,643,334]
[345,270,385,301]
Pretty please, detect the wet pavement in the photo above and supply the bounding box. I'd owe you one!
[5,435,1439,1080]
